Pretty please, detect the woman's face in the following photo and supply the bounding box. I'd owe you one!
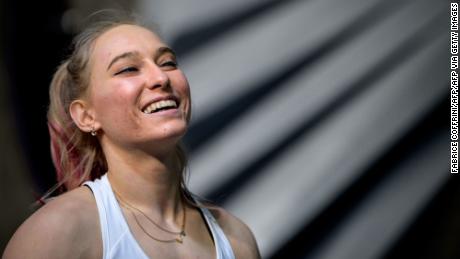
[87,24,191,152]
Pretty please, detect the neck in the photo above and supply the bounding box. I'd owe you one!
[103,143,183,221]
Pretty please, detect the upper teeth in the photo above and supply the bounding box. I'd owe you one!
[143,100,177,114]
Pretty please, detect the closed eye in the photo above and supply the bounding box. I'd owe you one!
[114,66,139,75]
[161,60,178,68]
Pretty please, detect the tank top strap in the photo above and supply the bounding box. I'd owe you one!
[83,174,148,259]
[195,200,236,259]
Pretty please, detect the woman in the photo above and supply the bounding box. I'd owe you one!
[3,13,260,259]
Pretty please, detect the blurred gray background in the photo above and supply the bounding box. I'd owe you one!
[1,0,456,258]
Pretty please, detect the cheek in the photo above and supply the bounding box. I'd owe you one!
[178,82,191,103]
[92,81,142,128]
[179,83,191,122]
[172,72,191,109]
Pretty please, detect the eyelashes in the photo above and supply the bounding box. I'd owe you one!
[161,60,178,68]
[114,67,139,75]
[114,60,178,76]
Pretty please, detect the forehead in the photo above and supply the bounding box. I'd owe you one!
[91,24,165,65]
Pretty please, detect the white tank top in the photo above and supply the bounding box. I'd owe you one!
[84,174,235,259]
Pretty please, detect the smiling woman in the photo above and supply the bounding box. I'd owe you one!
[2,11,260,259]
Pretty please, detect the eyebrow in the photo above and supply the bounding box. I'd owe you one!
[154,46,176,60]
[106,47,177,71]
[106,51,141,71]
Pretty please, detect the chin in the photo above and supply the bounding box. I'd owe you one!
[156,122,188,142]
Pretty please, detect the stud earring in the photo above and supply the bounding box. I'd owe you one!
[90,127,97,136]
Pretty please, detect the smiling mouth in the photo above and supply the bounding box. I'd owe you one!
[142,99,178,114]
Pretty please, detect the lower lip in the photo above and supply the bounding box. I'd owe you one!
[145,108,180,116]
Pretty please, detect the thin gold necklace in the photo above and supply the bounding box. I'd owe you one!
[114,190,187,244]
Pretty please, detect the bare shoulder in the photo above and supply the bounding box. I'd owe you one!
[3,186,101,259]
[208,206,261,259]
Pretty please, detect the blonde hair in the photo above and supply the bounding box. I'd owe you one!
[45,12,192,202]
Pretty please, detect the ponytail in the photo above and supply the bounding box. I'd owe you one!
[46,60,106,197]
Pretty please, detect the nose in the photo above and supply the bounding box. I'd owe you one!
[146,62,169,89]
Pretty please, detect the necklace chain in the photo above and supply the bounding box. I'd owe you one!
[114,190,187,244]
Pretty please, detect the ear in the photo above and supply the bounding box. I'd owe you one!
[69,99,100,133]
